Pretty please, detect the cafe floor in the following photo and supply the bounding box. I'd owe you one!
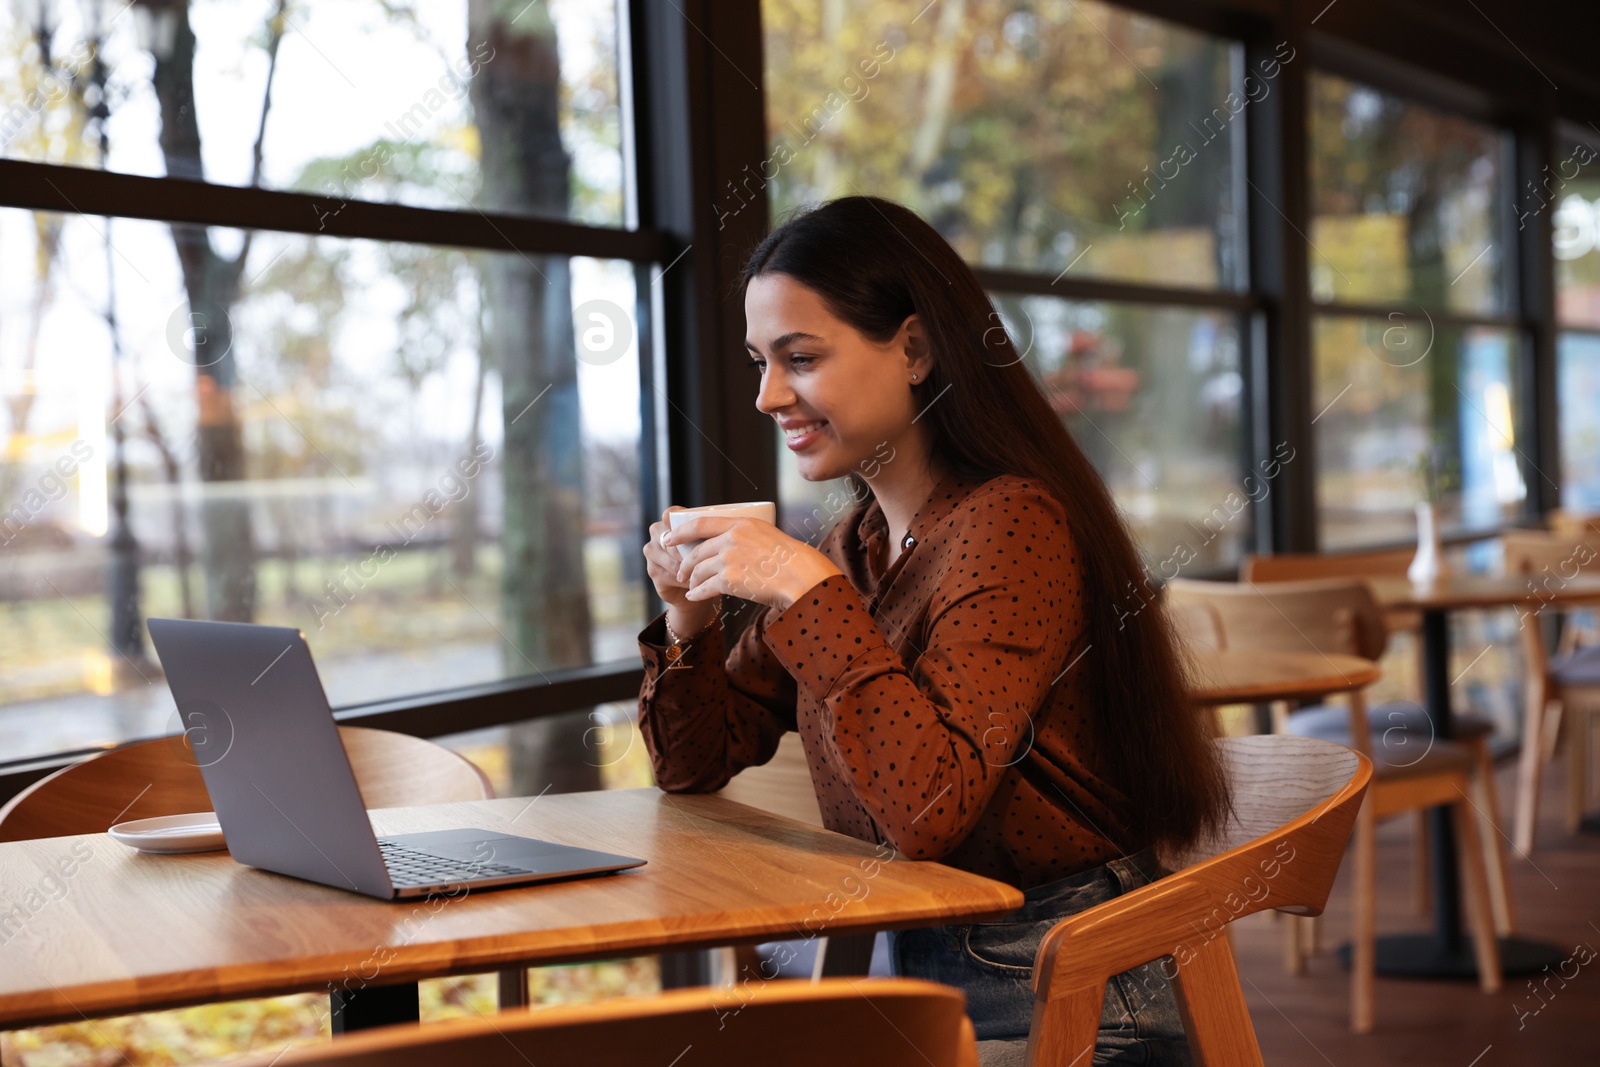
[1234,755,1598,1065]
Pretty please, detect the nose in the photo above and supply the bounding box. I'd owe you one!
[754,363,794,415]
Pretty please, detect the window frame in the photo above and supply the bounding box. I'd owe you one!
[0,0,1589,795]
[0,0,773,797]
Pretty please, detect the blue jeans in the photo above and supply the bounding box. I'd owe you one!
[887,848,1192,1067]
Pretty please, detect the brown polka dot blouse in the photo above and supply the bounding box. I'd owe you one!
[636,469,1133,890]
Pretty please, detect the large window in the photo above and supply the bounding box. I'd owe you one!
[0,1,657,779]
[762,0,1254,568]
[0,0,624,224]
[1307,72,1524,549]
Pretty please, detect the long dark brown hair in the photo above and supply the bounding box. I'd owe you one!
[742,196,1230,852]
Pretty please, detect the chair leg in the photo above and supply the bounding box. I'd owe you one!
[1351,800,1377,1033]
[1411,810,1430,916]
[1541,700,1565,765]
[1282,912,1306,976]
[1169,932,1268,1067]
[1514,696,1553,856]
[1569,702,1592,834]
[1026,978,1109,1067]
[730,943,763,986]
[497,967,529,1008]
[1452,798,1503,994]
[1469,736,1515,936]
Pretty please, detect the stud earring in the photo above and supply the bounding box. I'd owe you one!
[911,374,918,381]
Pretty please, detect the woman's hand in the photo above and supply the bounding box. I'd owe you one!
[644,507,722,639]
[660,512,843,612]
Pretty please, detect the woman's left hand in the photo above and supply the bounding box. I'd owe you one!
[662,517,844,611]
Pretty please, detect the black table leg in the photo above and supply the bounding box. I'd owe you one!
[329,982,420,1033]
[1366,608,1564,978]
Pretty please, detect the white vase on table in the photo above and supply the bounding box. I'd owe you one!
[1407,501,1449,586]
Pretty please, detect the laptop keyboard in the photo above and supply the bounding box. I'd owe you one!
[378,840,530,887]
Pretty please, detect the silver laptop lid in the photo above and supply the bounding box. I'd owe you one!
[146,618,394,897]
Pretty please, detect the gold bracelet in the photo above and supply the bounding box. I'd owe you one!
[665,605,721,653]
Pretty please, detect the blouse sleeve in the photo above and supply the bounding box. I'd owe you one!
[761,482,1084,860]
[636,597,800,793]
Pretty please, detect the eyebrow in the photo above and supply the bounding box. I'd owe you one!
[744,331,825,355]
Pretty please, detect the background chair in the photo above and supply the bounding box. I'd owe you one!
[217,977,978,1067]
[0,726,492,842]
[714,734,880,980]
[1242,552,1511,925]
[1166,578,1504,1032]
[1169,598,1227,651]
[0,726,523,1013]
[1028,735,1370,1065]
[1241,547,1419,638]
[1501,531,1600,852]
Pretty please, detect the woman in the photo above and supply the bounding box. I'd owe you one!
[637,196,1230,1065]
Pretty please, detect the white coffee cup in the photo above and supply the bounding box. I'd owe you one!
[667,500,777,559]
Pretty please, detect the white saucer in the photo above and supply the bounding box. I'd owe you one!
[109,812,227,854]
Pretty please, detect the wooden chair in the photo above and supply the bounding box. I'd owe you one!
[1242,547,1418,634]
[1029,735,1369,1065]
[1169,599,1227,651]
[1165,578,1504,1032]
[1242,551,1511,928]
[715,734,874,980]
[218,977,979,1067]
[1547,508,1600,542]
[0,726,492,842]
[0,727,518,1009]
[1544,513,1600,652]
[1501,531,1600,852]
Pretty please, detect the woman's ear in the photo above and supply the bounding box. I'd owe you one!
[901,314,933,381]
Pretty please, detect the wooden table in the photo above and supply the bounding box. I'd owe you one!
[1187,648,1381,706]
[0,788,1023,1031]
[1368,573,1600,979]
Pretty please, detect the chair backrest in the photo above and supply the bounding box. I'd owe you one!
[1167,597,1227,651]
[1027,735,1371,1067]
[1547,509,1600,542]
[1499,531,1600,684]
[1501,529,1599,578]
[220,977,978,1067]
[1241,547,1413,584]
[0,726,492,843]
[714,732,824,828]
[1165,577,1389,661]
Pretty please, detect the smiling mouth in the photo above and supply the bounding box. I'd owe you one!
[782,420,827,439]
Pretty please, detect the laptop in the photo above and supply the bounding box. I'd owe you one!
[145,617,646,900]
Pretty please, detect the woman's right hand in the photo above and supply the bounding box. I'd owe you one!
[644,507,721,630]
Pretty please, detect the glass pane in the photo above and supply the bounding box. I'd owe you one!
[760,0,1248,289]
[1552,136,1600,328]
[1308,73,1507,314]
[0,207,644,762]
[0,0,623,226]
[1558,332,1600,509]
[1313,316,1526,549]
[775,297,1246,570]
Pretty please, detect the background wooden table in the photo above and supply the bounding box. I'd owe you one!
[1364,574,1600,978]
[0,788,1023,1030]
[1186,648,1381,706]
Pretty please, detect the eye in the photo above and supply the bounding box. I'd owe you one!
[788,355,813,368]
[746,359,766,373]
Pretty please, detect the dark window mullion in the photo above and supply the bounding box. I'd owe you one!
[0,159,669,261]
[971,266,1258,312]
